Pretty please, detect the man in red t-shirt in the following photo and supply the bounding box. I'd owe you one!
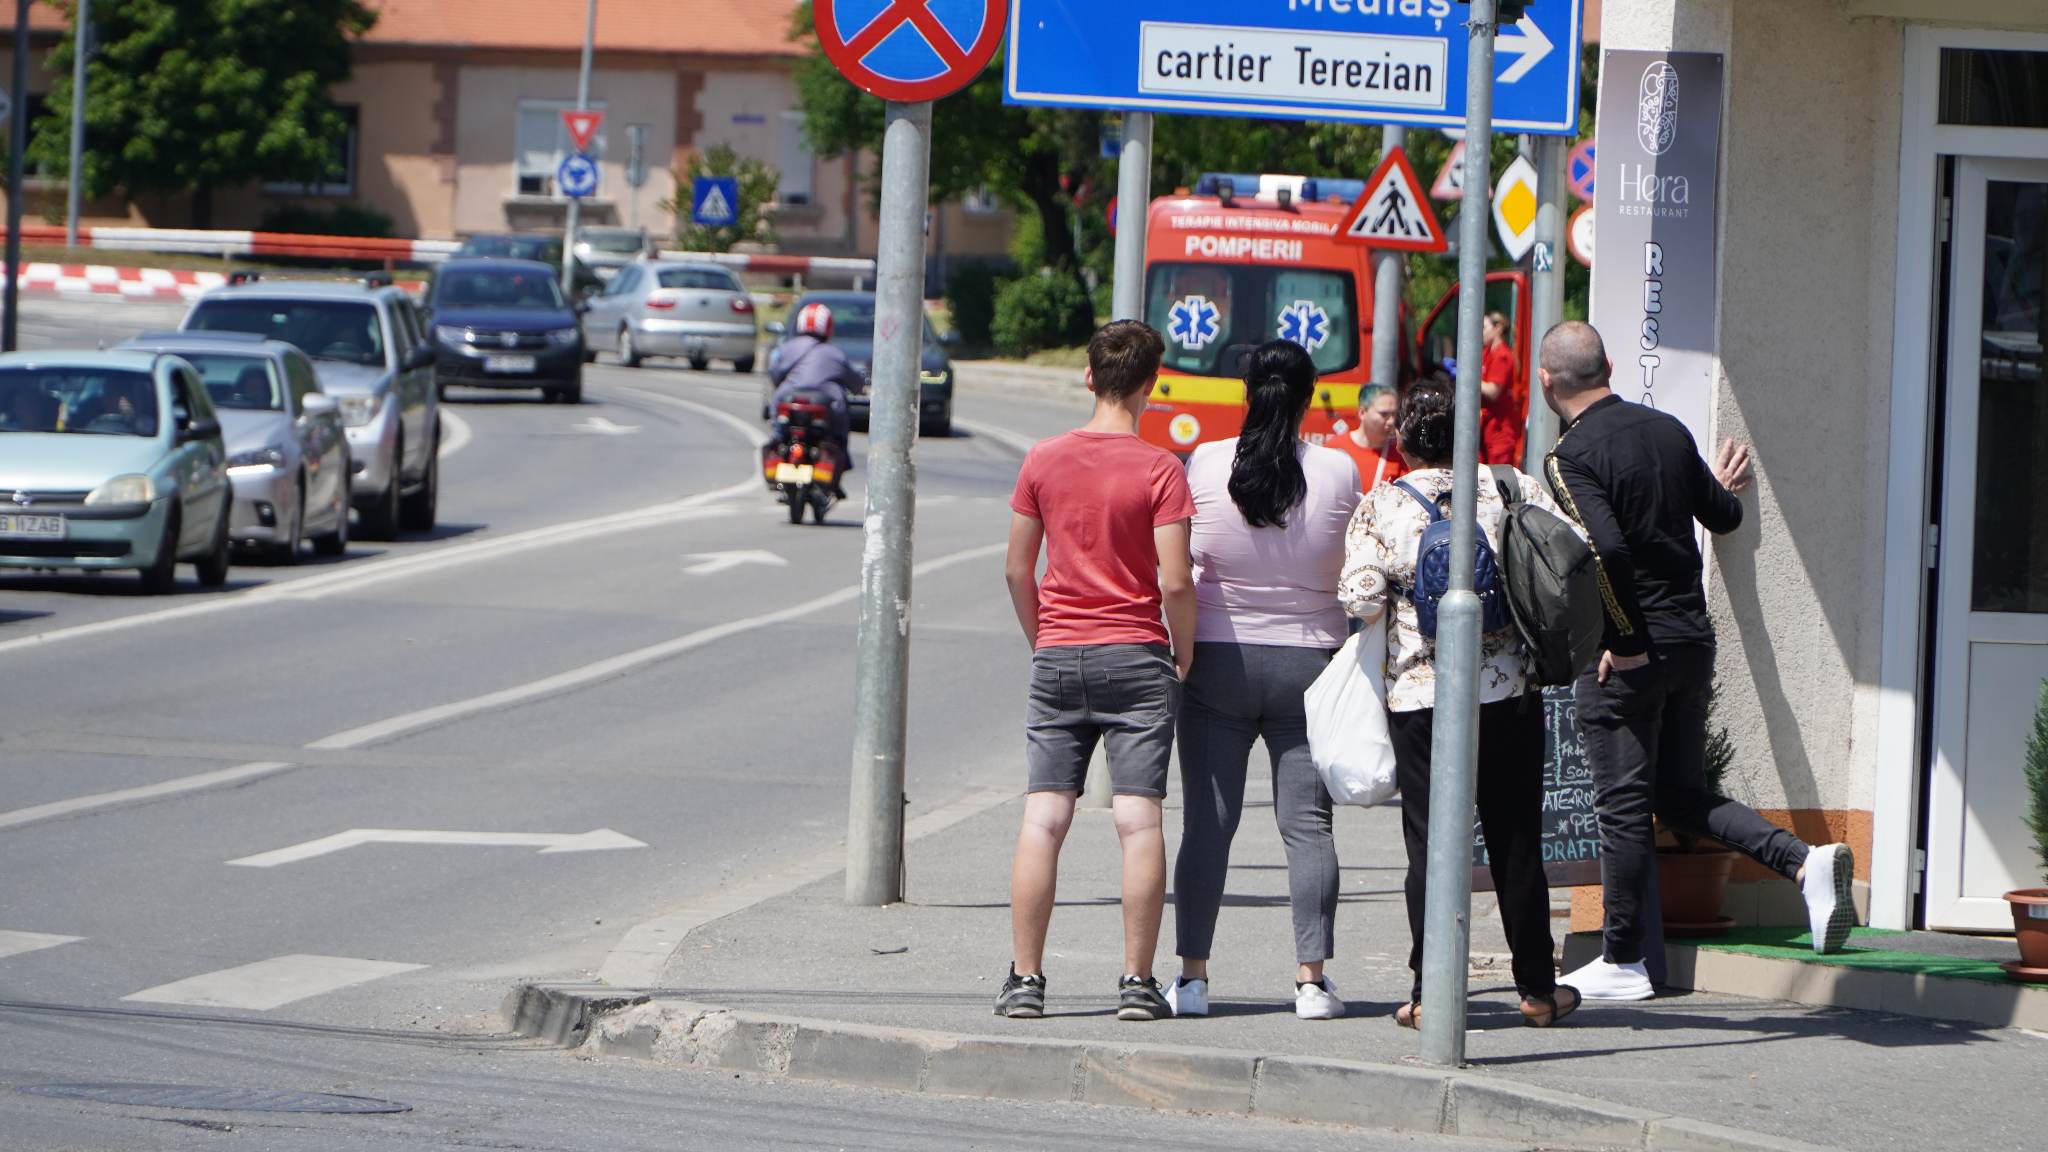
[998,320,1195,1023]
[1479,311,1527,466]
[1331,383,1407,490]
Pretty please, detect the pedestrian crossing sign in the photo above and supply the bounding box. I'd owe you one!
[1336,148,1447,254]
[692,176,740,227]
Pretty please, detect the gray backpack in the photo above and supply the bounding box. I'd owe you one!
[1488,465,1604,686]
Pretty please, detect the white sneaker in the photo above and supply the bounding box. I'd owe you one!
[1560,957,1655,1001]
[1801,843,1857,954]
[1295,976,1346,1020]
[1165,976,1209,1018]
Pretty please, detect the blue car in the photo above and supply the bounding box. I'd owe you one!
[425,259,586,404]
[0,351,233,593]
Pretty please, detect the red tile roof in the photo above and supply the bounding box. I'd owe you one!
[364,0,805,59]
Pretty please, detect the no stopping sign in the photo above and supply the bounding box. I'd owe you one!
[815,0,1007,102]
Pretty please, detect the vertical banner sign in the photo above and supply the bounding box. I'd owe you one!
[1590,51,1724,454]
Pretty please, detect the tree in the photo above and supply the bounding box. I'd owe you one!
[28,0,376,228]
[663,145,779,252]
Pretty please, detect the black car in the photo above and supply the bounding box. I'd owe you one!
[456,233,604,299]
[764,291,958,437]
[425,259,586,404]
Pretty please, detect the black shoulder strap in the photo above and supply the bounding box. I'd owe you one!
[1489,464,1522,508]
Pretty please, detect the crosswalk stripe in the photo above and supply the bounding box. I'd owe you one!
[0,930,83,959]
[121,954,425,1011]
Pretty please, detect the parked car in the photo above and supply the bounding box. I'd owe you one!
[424,259,586,404]
[574,226,654,280]
[583,260,757,373]
[764,291,957,436]
[182,279,439,541]
[457,233,603,298]
[0,351,232,592]
[115,332,351,561]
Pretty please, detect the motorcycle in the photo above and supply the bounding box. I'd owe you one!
[763,396,845,525]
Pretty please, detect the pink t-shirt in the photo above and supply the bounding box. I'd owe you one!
[1011,431,1197,649]
[1187,439,1362,647]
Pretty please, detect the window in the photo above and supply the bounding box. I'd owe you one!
[433,267,567,311]
[517,101,607,198]
[1940,50,2048,129]
[1144,263,1361,377]
[186,300,386,368]
[284,353,320,409]
[264,106,359,197]
[777,110,813,205]
[605,266,641,296]
[657,268,742,292]
[180,354,285,412]
[0,367,157,436]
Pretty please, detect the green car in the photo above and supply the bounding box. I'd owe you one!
[0,351,234,593]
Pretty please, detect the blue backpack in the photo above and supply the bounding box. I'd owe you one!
[1394,479,1512,640]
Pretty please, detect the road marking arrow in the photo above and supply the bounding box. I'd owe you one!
[682,549,788,577]
[1497,16,1554,85]
[573,416,640,436]
[227,828,647,868]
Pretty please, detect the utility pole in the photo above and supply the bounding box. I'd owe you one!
[561,0,596,292]
[65,0,89,250]
[1523,132,1568,472]
[1417,0,1499,1068]
[1369,124,1408,393]
[844,100,932,906]
[4,0,31,352]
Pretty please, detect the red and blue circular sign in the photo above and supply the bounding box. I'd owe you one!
[815,0,1007,103]
[1568,138,1596,204]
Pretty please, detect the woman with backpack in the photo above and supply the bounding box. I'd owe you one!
[1338,379,1583,1029]
[1168,340,1363,1021]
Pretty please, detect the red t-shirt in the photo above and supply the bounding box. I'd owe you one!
[1480,341,1526,466]
[1332,432,1407,491]
[1011,431,1196,648]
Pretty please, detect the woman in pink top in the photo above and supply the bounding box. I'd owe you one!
[1167,341,1363,1022]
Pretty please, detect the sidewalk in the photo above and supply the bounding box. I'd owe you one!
[523,787,2042,1151]
[953,359,1091,409]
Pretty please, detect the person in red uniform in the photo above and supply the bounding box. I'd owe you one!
[1331,383,1407,490]
[1478,311,1526,466]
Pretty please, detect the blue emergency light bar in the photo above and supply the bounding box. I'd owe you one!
[1193,174,1368,205]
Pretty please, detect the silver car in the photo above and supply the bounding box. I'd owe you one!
[574,226,653,281]
[181,279,440,541]
[582,261,758,372]
[116,333,351,561]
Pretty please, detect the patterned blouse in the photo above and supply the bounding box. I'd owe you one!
[1339,467,1581,713]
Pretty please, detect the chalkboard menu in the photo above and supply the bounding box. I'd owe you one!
[1472,686,1603,890]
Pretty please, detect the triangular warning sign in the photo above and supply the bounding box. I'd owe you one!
[562,109,604,153]
[1336,148,1447,254]
[697,184,733,224]
[1430,140,1466,202]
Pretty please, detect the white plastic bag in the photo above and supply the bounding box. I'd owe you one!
[1304,619,1399,807]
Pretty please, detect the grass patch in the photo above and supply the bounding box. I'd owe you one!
[1698,926,2021,985]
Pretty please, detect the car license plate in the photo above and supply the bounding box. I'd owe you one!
[0,513,64,540]
[774,464,814,485]
[484,355,536,373]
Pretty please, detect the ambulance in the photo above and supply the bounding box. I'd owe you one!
[1138,172,1531,456]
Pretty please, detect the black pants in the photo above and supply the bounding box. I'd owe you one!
[1389,695,1556,1004]
[1575,644,1810,965]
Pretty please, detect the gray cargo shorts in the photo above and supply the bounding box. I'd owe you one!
[1024,643,1180,798]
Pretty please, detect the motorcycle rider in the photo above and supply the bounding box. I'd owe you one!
[767,302,860,498]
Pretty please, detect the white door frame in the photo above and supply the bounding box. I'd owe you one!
[1873,27,2048,930]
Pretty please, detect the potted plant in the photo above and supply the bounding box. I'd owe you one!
[2003,679,2048,983]
[1656,683,1739,937]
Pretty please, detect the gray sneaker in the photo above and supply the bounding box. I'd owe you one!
[1117,975,1172,1021]
[995,966,1045,1018]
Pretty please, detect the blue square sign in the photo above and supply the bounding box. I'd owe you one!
[692,177,741,227]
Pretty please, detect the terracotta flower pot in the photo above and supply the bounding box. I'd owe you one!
[2008,889,2048,971]
[1658,845,1736,937]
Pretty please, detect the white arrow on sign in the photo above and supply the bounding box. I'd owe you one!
[573,416,640,436]
[1497,16,1555,85]
[682,549,788,577]
[227,828,646,868]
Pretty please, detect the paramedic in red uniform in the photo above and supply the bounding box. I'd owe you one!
[1478,311,1526,466]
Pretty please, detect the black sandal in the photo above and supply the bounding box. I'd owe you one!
[1394,1000,1421,1030]
[1520,984,1582,1028]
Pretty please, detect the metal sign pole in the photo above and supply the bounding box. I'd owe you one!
[562,0,596,291]
[4,0,30,353]
[1523,132,1567,472]
[1369,124,1408,391]
[846,99,932,906]
[65,0,89,250]
[1418,0,1499,1069]
[1109,112,1150,322]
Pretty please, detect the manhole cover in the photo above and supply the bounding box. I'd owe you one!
[17,1083,409,1114]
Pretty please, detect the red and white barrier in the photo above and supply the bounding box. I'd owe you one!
[2,225,459,264]
[656,250,876,278]
[13,262,427,302]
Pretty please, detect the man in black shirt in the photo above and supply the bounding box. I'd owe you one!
[1539,322,1855,1002]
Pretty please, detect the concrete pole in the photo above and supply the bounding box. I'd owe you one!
[1109,112,1151,322]
[4,0,30,352]
[64,0,88,250]
[562,0,596,292]
[1369,125,1408,392]
[1522,133,1567,473]
[845,100,931,906]
[1418,0,1499,1069]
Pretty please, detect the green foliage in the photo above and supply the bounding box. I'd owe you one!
[944,262,1001,353]
[992,271,1095,358]
[29,0,376,225]
[2027,679,2048,882]
[260,201,393,238]
[1706,681,1736,801]
[664,144,780,252]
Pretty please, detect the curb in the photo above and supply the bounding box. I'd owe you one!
[504,983,1837,1152]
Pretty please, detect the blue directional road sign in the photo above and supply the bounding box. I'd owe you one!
[1005,0,1583,135]
[557,152,600,199]
[691,176,741,228]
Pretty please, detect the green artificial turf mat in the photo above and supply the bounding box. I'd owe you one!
[1695,926,2027,986]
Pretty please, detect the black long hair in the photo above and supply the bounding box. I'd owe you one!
[1228,340,1318,529]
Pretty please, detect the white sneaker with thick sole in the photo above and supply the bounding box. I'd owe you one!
[1295,977,1346,1020]
[1801,843,1857,954]
[1165,976,1209,1018]
[1560,957,1655,1001]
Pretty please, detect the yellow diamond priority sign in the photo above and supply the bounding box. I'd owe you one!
[1492,155,1542,263]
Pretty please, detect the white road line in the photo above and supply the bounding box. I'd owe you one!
[598,785,1017,987]
[122,954,425,1011]
[439,408,474,459]
[227,827,646,868]
[953,416,1040,457]
[0,930,84,959]
[0,761,296,833]
[308,540,1006,753]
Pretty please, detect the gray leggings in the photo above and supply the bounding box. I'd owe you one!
[1173,642,1339,966]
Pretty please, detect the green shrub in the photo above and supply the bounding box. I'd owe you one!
[945,262,1000,351]
[992,270,1095,358]
[259,201,395,238]
[2027,679,2048,881]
